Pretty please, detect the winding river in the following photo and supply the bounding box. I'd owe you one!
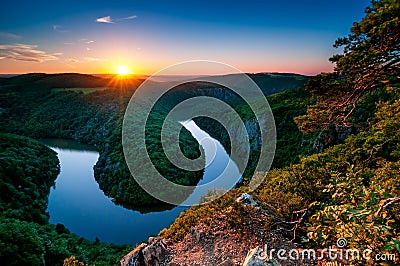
[43,121,241,245]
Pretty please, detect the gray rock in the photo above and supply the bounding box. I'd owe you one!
[236,193,259,207]
[120,243,147,266]
[120,238,169,266]
[142,238,167,266]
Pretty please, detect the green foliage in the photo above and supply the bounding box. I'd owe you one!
[0,218,45,265]
[297,0,400,133]
[0,217,132,266]
[331,0,400,82]
[0,133,59,223]
[267,88,316,168]
[262,92,400,264]
[0,134,132,266]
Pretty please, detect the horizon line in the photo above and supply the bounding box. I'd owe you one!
[0,71,315,77]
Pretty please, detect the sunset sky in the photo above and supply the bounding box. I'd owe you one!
[0,0,370,75]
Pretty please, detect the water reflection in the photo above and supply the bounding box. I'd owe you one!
[42,120,241,244]
[44,139,184,245]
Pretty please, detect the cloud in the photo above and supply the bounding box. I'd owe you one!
[0,32,21,39]
[0,44,59,62]
[86,40,95,44]
[66,58,79,63]
[66,57,105,63]
[53,25,68,33]
[96,15,137,24]
[83,57,105,62]
[117,15,137,21]
[96,16,113,24]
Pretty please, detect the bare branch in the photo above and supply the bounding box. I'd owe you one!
[272,209,308,241]
[375,197,400,216]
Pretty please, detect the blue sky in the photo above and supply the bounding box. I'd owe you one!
[0,0,371,74]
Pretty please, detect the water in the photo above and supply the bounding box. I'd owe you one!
[181,120,242,205]
[43,120,241,245]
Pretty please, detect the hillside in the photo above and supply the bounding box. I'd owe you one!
[151,1,400,265]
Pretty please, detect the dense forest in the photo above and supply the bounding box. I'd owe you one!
[0,133,132,265]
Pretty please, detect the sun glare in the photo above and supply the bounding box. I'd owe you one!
[116,65,129,75]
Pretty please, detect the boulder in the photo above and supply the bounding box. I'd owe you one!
[142,237,167,266]
[236,193,260,208]
[120,243,147,266]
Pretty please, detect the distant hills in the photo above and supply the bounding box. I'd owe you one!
[0,72,311,96]
[0,73,109,90]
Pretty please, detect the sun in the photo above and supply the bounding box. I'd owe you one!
[116,65,129,75]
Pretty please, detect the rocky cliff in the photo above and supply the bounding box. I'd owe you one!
[120,194,317,266]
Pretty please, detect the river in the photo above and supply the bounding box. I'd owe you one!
[43,120,241,245]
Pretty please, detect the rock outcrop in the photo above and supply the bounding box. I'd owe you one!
[120,243,146,266]
[120,238,168,266]
[236,193,260,208]
[122,193,316,265]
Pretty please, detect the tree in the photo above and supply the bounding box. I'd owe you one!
[296,0,400,133]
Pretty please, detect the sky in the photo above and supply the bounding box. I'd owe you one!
[0,0,371,75]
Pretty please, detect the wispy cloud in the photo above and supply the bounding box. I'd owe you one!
[0,32,21,39]
[83,57,105,62]
[117,15,137,21]
[66,58,79,63]
[66,57,104,63]
[96,15,137,24]
[0,44,59,62]
[52,25,68,33]
[86,40,95,44]
[96,16,113,24]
